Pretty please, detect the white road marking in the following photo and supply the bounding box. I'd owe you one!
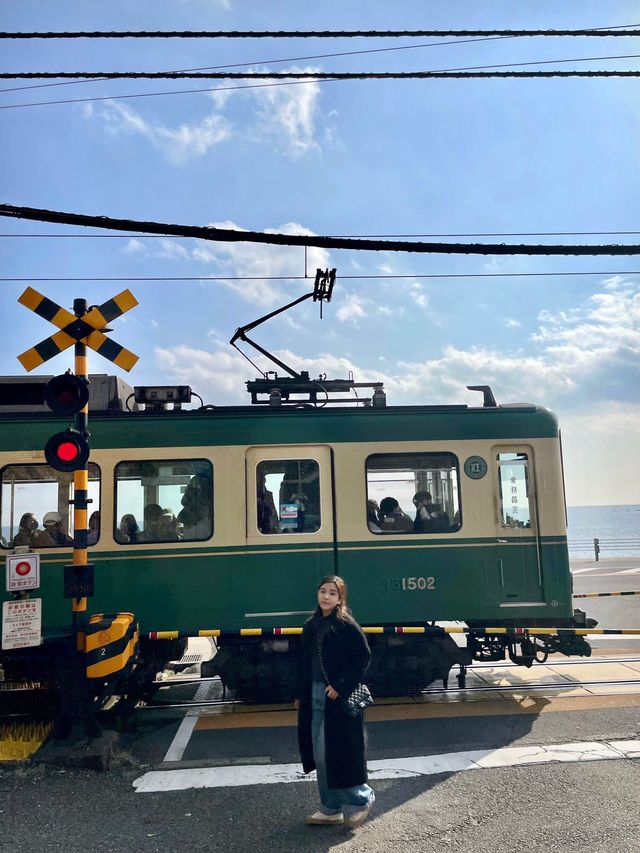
[163,714,199,763]
[134,738,640,793]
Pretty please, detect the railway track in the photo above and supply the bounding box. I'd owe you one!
[3,656,640,721]
[139,655,640,713]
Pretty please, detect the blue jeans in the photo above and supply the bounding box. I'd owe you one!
[311,680,375,815]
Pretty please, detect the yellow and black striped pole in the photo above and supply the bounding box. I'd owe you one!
[71,298,90,644]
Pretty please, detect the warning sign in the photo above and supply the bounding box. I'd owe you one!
[6,553,40,591]
[2,598,42,650]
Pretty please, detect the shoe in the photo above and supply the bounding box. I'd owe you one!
[344,804,371,828]
[306,811,344,825]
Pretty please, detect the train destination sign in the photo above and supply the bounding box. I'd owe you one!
[6,552,40,592]
[1,598,42,650]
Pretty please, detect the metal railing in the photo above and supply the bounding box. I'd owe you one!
[569,537,640,561]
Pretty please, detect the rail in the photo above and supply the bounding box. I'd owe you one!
[568,537,640,560]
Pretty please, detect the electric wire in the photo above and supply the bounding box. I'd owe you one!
[1,202,639,257]
[0,271,637,283]
[3,19,636,99]
[2,230,640,238]
[2,28,640,38]
[0,35,516,95]
[4,69,640,80]
[3,52,640,110]
[0,77,330,110]
[0,204,640,255]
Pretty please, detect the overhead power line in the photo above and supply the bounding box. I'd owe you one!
[0,271,637,283]
[4,53,639,110]
[1,204,639,256]
[3,70,640,80]
[2,28,640,39]
[1,34,522,96]
[4,20,637,95]
[1,230,640,238]
[0,35,511,95]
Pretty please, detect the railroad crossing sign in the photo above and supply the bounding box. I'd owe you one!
[17,287,139,372]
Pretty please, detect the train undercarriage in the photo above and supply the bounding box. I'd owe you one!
[0,610,597,718]
[201,612,596,701]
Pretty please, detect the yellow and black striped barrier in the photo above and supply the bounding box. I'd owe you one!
[574,590,640,599]
[147,624,640,640]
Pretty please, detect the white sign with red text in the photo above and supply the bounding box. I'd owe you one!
[6,553,40,592]
[2,598,42,649]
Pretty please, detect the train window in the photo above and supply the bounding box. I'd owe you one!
[256,459,320,534]
[0,463,100,549]
[497,452,531,529]
[114,459,213,544]
[366,453,461,534]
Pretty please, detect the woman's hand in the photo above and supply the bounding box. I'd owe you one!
[325,685,339,700]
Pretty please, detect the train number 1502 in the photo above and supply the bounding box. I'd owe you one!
[386,576,436,591]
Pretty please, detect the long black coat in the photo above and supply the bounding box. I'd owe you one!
[297,612,371,789]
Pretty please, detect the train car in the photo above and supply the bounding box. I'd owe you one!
[0,373,593,703]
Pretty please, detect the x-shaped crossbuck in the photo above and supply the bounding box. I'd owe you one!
[17,287,139,372]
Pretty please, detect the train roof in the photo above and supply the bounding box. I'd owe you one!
[0,375,559,449]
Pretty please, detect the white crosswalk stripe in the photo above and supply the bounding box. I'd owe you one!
[134,738,640,793]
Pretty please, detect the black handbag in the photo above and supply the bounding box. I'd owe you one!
[317,634,374,717]
[341,682,374,717]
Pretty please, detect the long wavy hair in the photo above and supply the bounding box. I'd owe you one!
[314,575,352,623]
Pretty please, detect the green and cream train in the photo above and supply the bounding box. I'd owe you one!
[0,375,592,700]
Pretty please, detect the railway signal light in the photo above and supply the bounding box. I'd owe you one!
[44,428,90,473]
[44,373,89,416]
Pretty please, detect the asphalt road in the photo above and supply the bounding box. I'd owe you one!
[2,725,640,853]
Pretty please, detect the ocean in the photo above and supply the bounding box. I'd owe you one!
[567,504,640,558]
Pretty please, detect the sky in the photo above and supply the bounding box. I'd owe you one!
[0,0,639,507]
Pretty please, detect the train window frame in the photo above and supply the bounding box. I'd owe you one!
[495,450,534,531]
[255,457,321,535]
[365,452,462,535]
[113,458,213,545]
[0,462,101,549]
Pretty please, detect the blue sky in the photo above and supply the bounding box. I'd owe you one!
[1,1,639,506]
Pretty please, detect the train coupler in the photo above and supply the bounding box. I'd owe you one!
[507,637,549,667]
[545,634,593,658]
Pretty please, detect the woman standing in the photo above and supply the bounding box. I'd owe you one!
[297,575,375,828]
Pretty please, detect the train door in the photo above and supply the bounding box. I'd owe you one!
[493,447,544,605]
[237,445,337,625]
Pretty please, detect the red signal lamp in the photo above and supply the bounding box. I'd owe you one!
[44,429,90,472]
[44,374,90,416]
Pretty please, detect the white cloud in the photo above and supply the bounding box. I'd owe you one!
[85,64,328,162]
[411,290,429,309]
[156,239,190,261]
[91,100,231,163]
[123,238,144,254]
[191,221,331,306]
[336,294,369,324]
[528,278,639,394]
[505,318,522,328]
[249,67,323,158]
